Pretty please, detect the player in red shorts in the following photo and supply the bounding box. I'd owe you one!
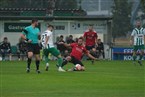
[83,25,98,50]
[59,37,98,71]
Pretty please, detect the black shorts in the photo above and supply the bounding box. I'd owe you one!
[86,45,95,51]
[27,43,40,54]
[71,56,84,66]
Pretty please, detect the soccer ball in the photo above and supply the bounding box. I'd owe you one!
[75,64,82,71]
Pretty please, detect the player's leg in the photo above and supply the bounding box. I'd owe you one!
[17,50,20,60]
[27,52,33,72]
[34,44,41,73]
[61,56,72,67]
[90,48,97,64]
[101,50,105,59]
[40,49,43,61]
[138,45,144,66]
[1,49,5,61]
[50,47,65,72]
[71,56,85,71]
[43,49,50,71]
[26,44,34,73]
[21,51,25,61]
[34,54,41,73]
[8,50,12,61]
[133,45,137,62]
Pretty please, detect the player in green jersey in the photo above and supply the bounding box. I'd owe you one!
[130,21,145,66]
[41,25,66,72]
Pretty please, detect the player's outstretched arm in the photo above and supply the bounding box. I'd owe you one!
[86,53,98,60]
[59,42,71,48]
[20,33,26,40]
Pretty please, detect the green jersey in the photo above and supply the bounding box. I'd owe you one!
[131,27,145,46]
[22,25,40,44]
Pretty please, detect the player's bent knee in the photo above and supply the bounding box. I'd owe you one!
[35,55,40,61]
[57,54,62,58]
[66,56,71,61]
[28,52,33,58]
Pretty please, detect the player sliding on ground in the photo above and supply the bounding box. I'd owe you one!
[130,21,145,66]
[41,25,66,72]
[59,37,98,71]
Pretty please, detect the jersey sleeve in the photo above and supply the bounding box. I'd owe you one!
[143,28,145,35]
[83,47,89,54]
[70,43,76,48]
[94,32,98,38]
[83,32,87,38]
[46,31,52,37]
[131,30,135,36]
[22,27,28,35]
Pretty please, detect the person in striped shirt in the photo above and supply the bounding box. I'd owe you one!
[130,21,145,66]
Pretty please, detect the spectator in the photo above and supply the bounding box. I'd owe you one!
[0,37,12,61]
[56,35,67,57]
[66,35,75,53]
[96,39,105,59]
[66,35,75,44]
[83,25,98,51]
[75,38,79,43]
[17,38,27,61]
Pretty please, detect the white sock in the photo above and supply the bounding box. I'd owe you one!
[46,63,49,67]
[58,67,62,69]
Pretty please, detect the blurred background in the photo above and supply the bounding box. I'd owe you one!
[0,0,145,60]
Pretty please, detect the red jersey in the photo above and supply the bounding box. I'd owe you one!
[70,43,88,60]
[83,30,97,46]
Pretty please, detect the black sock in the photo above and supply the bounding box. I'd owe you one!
[35,60,40,70]
[61,59,68,67]
[27,58,32,69]
[102,52,105,58]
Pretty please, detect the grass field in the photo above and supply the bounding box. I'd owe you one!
[0,60,144,97]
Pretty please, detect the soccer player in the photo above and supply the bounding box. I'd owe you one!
[41,25,66,72]
[21,19,41,73]
[130,21,145,66]
[60,37,98,71]
[83,25,98,50]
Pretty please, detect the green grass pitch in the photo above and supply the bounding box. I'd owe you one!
[0,60,144,97]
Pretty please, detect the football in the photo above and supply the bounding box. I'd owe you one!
[75,64,82,71]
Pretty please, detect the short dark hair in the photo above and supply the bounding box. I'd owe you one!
[78,37,84,41]
[60,35,63,38]
[69,35,73,37]
[98,39,101,41]
[4,37,7,40]
[89,24,93,26]
[47,24,54,28]
[32,19,38,23]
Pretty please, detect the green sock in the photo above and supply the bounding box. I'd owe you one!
[133,56,137,61]
[139,55,143,61]
[45,55,50,64]
[57,57,63,67]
